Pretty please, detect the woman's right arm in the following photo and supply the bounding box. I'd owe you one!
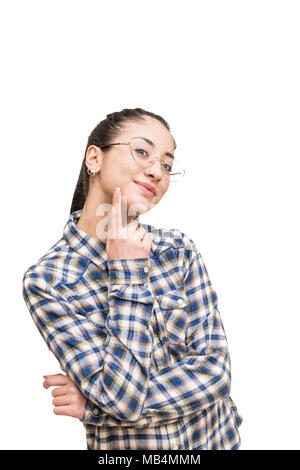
[22,257,155,423]
[23,188,156,423]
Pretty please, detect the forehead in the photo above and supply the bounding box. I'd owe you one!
[119,117,175,151]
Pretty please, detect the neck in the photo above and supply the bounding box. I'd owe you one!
[76,187,136,243]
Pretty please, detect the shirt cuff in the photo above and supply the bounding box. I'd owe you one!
[107,258,151,285]
[80,398,107,426]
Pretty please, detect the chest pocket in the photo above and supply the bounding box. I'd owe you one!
[56,281,109,331]
[156,292,188,345]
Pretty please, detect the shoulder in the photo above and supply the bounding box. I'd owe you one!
[140,222,200,272]
[141,221,198,252]
[22,236,79,290]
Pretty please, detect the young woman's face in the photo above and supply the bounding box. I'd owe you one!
[89,116,176,217]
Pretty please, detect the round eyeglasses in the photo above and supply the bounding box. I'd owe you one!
[98,137,185,182]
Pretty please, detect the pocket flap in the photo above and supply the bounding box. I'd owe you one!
[156,293,187,310]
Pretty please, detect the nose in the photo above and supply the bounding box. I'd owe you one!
[144,158,163,180]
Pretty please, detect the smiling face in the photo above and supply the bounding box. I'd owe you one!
[85,116,176,219]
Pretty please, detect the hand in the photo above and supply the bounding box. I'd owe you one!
[43,373,87,420]
[106,187,153,261]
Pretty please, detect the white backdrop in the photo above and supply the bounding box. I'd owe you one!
[1,0,299,450]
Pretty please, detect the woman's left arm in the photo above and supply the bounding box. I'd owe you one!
[139,249,231,422]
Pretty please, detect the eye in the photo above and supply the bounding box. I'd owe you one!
[135,147,149,158]
[163,162,172,173]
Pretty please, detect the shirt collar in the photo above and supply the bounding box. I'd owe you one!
[62,209,108,269]
[63,209,160,270]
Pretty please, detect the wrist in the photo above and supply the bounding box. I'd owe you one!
[107,258,151,285]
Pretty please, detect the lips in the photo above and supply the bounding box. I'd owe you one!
[134,181,157,196]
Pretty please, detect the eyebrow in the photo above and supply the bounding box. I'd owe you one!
[134,136,174,160]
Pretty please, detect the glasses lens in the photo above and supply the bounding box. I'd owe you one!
[131,138,153,166]
[130,138,184,182]
[167,160,185,182]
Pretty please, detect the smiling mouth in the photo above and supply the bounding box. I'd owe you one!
[135,182,155,197]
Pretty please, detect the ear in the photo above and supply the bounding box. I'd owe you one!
[85,145,103,172]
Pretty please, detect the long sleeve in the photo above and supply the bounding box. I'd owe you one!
[22,258,155,422]
[81,249,232,427]
[138,249,231,423]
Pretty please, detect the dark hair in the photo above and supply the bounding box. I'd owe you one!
[69,107,176,214]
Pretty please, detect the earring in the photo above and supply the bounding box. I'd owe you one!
[87,167,96,176]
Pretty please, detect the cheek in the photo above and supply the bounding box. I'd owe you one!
[102,156,133,185]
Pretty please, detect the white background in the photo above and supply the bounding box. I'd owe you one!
[1,0,299,450]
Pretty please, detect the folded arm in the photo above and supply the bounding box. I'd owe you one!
[22,258,155,422]
[81,249,232,427]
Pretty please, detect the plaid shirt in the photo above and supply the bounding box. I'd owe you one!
[22,209,243,450]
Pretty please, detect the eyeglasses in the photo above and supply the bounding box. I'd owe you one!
[98,137,185,182]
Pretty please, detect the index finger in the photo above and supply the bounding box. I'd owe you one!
[44,373,68,388]
[111,187,122,236]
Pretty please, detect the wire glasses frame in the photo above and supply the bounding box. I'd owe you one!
[97,138,185,182]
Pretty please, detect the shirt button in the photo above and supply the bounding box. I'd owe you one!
[177,298,183,306]
[92,408,100,416]
[144,266,149,273]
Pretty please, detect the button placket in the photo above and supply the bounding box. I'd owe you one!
[143,258,151,281]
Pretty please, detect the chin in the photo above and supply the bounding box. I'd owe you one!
[127,198,152,217]
[128,204,150,217]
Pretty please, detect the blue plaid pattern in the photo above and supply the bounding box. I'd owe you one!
[22,209,243,450]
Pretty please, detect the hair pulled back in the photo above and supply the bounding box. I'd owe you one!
[69,108,176,214]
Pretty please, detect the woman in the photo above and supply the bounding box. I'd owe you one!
[22,107,243,450]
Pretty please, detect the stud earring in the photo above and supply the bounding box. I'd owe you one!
[87,167,96,176]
